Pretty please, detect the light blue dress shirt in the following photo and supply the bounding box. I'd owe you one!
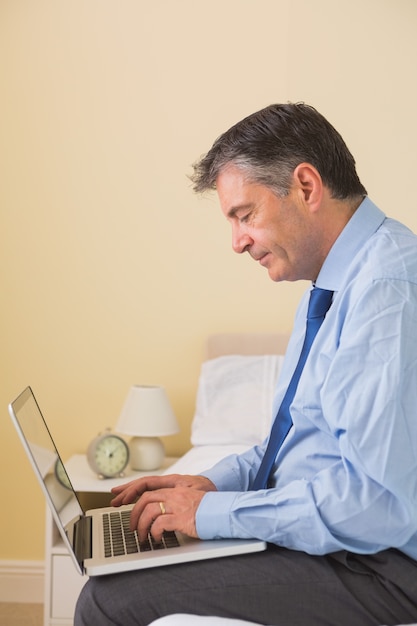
[196,198,417,558]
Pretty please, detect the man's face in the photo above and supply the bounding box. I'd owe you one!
[216,165,323,282]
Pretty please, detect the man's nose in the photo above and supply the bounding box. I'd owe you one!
[232,226,252,254]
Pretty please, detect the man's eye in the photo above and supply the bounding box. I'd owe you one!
[239,214,250,223]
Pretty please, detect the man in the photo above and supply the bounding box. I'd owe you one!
[75,103,417,625]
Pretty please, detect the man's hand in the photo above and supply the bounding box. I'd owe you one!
[110,473,217,541]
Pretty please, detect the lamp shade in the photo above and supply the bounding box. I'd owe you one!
[115,385,179,470]
[115,385,179,437]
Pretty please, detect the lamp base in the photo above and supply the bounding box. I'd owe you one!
[129,436,165,471]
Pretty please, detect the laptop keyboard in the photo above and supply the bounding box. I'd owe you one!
[103,509,180,558]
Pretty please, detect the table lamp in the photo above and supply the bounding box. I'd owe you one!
[115,385,179,471]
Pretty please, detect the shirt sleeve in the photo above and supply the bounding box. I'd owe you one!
[199,444,265,492]
[196,277,417,557]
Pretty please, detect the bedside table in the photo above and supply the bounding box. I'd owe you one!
[44,454,179,626]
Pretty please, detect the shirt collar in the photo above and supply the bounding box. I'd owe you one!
[314,197,386,292]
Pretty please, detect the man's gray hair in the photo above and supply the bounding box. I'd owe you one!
[191,103,367,200]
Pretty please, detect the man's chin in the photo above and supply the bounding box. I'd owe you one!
[267,267,285,282]
[266,263,298,283]
[258,255,293,282]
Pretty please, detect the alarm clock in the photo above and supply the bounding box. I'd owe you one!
[54,458,72,490]
[87,430,130,478]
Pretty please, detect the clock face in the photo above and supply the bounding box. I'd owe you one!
[88,434,129,478]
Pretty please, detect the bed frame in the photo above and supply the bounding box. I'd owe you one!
[206,332,289,359]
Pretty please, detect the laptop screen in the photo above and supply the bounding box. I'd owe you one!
[9,386,85,570]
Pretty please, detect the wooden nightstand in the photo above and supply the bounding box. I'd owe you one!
[44,454,179,626]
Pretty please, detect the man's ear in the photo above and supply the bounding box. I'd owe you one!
[292,163,323,212]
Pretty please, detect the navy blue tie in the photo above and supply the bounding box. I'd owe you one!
[252,287,334,490]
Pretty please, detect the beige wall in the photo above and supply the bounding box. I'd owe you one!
[1,0,416,561]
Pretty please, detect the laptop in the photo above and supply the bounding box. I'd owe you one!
[8,386,266,576]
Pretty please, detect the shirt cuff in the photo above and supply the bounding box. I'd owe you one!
[196,491,240,539]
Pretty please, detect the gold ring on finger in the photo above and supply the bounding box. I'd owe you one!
[159,501,166,515]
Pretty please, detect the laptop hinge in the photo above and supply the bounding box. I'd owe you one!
[73,515,92,570]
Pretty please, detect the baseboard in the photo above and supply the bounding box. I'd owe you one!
[0,560,44,603]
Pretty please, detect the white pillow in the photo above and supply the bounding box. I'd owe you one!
[191,354,284,447]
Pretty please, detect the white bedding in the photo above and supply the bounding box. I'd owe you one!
[163,353,284,477]
[150,615,273,626]
[190,354,283,446]
[163,444,253,476]
[150,617,416,626]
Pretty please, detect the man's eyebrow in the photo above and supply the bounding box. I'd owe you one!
[225,203,253,219]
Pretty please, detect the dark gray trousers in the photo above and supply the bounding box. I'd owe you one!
[74,547,417,626]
